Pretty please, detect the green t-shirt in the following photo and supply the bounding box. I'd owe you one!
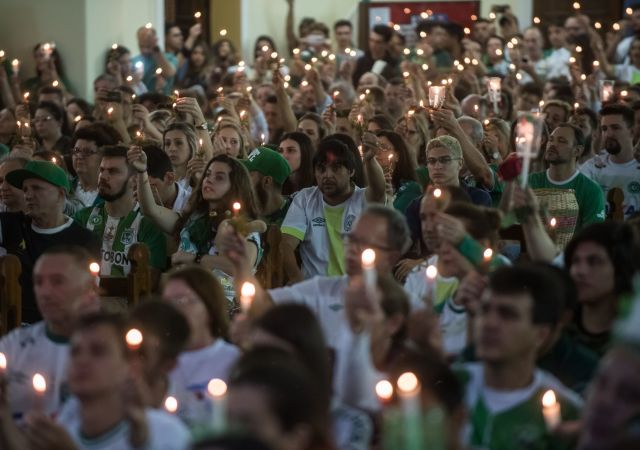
[393,180,422,214]
[74,204,166,276]
[458,363,582,450]
[325,205,346,276]
[528,170,605,231]
[264,196,293,227]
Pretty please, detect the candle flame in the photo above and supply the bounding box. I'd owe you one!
[433,188,442,199]
[164,396,178,413]
[0,352,6,370]
[240,281,256,298]
[89,262,100,274]
[11,58,19,67]
[33,373,47,393]
[550,217,557,228]
[74,115,82,122]
[126,328,143,348]
[232,201,242,212]
[483,248,493,260]
[426,265,438,280]
[155,67,162,75]
[107,107,114,115]
[145,22,153,29]
[542,390,557,407]
[361,248,376,266]
[194,11,202,19]
[397,372,419,394]
[207,378,227,397]
[375,380,394,400]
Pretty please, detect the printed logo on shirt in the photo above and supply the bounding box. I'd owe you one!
[329,303,343,311]
[628,181,640,194]
[89,214,102,226]
[102,249,130,266]
[120,229,135,245]
[344,214,356,232]
[312,217,326,227]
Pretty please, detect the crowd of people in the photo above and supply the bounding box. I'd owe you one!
[1,0,640,449]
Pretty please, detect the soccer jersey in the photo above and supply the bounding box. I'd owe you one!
[75,204,166,276]
[579,153,640,220]
[0,322,69,420]
[57,401,191,450]
[528,170,605,231]
[459,363,582,450]
[172,182,191,213]
[281,186,367,278]
[393,180,422,214]
[168,339,240,427]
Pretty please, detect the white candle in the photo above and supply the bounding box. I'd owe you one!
[208,378,227,431]
[375,379,393,403]
[11,58,19,76]
[33,373,47,412]
[89,262,101,287]
[0,352,6,372]
[164,396,178,414]
[126,328,143,351]
[515,119,535,188]
[397,372,423,447]
[425,265,438,303]
[361,248,377,291]
[542,390,561,431]
[240,281,256,313]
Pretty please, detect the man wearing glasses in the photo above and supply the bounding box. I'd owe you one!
[68,124,118,211]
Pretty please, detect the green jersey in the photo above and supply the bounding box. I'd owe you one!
[74,204,166,276]
[393,180,422,214]
[458,363,582,450]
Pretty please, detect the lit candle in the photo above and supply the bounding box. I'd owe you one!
[542,390,561,431]
[593,60,600,69]
[155,67,163,76]
[613,23,621,32]
[387,154,395,176]
[145,22,153,29]
[232,202,241,216]
[240,281,256,313]
[135,130,144,144]
[515,117,535,188]
[0,352,6,372]
[375,379,393,404]
[304,63,312,71]
[432,187,445,210]
[0,50,4,62]
[11,58,19,76]
[425,264,438,299]
[361,248,377,291]
[33,373,47,411]
[533,16,541,24]
[488,77,501,114]
[89,262,101,286]
[208,378,227,431]
[572,1,580,10]
[397,372,423,448]
[548,217,558,243]
[23,92,30,106]
[74,115,82,123]
[126,328,143,351]
[600,80,615,103]
[594,22,602,30]
[164,396,178,414]
[107,106,114,117]
[51,157,57,164]
[193,11,202,22]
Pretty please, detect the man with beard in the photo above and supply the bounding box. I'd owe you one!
[242,147,292,226]
[580,104,640,221]
[1,161,99,322]
[528,123,605,236]
[280,137,386,282]
[74,145,166,279]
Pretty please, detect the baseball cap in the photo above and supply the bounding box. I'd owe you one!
[242,147,291,186]
[6,160,70,193]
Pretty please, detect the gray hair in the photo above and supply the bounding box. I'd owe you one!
[362,204,412,254]
[458,115,484,147]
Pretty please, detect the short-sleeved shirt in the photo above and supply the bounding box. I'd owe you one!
[74,204,166,276]
[265,196,293,227]
[528,170,605,231]
[0,213,100,322]
[579,153,640,220]
[393,180,422,214]
[131,53,179,95]
[0,322,69,420]
[281,186,367,278]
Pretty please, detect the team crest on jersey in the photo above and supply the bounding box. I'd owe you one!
[312,217,326,226]
[90,214,102,226]
[344,214,356,231]
[120,229,135,245]
[629,181,640,194]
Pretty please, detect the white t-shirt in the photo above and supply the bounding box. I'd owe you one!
[614,64,640,84]
[0,322,69,419]
[57,401,191,450]
[580,153,640,220]
[172,182,191,213]
[281,186,367,278]
[541,47,571,81]
[269,275,349,349]
[168,339,240,427]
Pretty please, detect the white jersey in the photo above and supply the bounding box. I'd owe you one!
[580,153,640,220]
[281,186,367,278]
[168,339,240,427]
[0,322,69,419]
[57,400,191,450]
[269,275,349,349]
[172,182,191,213]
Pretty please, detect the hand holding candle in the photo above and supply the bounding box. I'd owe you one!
[428,86,445,109]
[227,201,248,235]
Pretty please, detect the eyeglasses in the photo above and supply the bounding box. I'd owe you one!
[342,233,394,252]
[32,116,53,124]
[72,147,100,157]
[426,156,461,166]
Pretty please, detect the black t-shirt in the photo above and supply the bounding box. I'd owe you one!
[0,212,100,323]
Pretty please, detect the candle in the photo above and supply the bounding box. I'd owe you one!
[0,50,4,62]
[194,11,202,22]
[397,372,423,448]
[145,22,153,29]
[155,67,163,76]
[135,61,144,74]
[89,262,101,286]
[11,58,19,76]
[107,106,114,117]
[516,118,535,188]
[533,16,541,24]
[572,1,580,10]
[33,373,47,411]
[304,63,312,71]
[42,42,54,60]
[208,378,227,431]
[432,187,446,210]
[126,328,143,350]
[542,390,561,431]
[613,23,621,32]
[488,77,501,114]
[51,157,57,164]
[135,130,144,144]
[240,281,256,313]
[23,92,30,106]
[428,86,445,109]
[164,396,178,414]
[361,248,377,291]
[375,379,394,403]
[220,29,228,37]
[594,22,602,30]
[387,154,395,175]
[0,352,6,371]
[600,80,615,103]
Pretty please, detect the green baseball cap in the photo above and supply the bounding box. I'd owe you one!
[6,160,70,193]
[242,147,291,186]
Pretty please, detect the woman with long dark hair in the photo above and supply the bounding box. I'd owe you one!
[278,131,315,195]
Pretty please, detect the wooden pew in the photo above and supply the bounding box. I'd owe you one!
[98,243,152,307]
[0,254,22,335]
